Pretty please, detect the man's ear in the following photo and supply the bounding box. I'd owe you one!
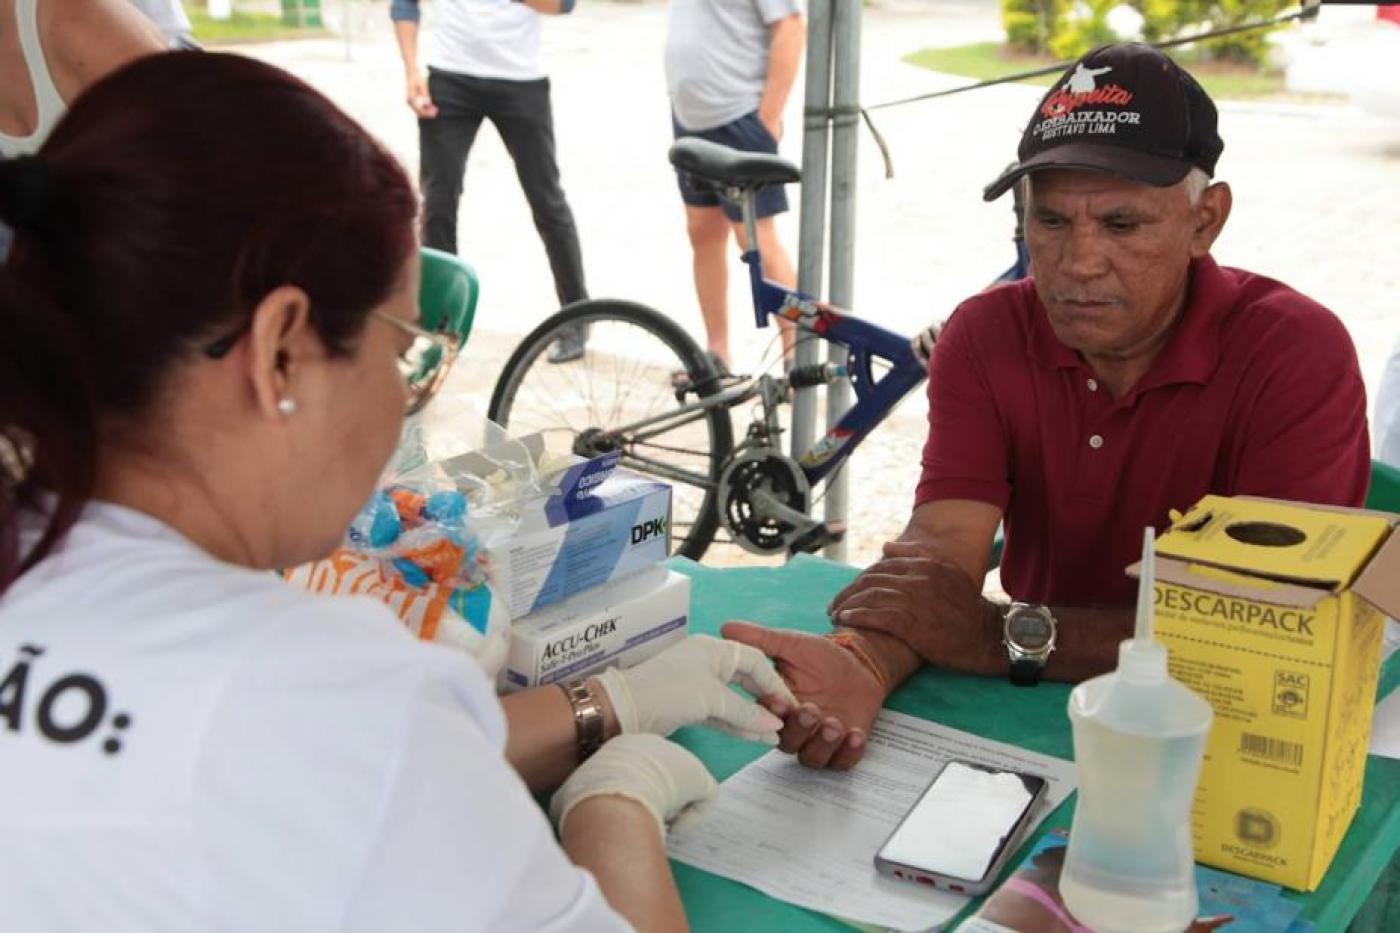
[1189,182,1232,258]
[244,285,314,420]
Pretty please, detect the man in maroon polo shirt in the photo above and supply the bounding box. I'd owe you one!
[724,42,1370,769]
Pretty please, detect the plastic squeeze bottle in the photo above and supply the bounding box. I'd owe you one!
[1059,528,1214,933]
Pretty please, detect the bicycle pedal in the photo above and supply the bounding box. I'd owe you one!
[672,369,743,401]
[787,521,846,555]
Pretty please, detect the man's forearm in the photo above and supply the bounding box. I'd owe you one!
[1041,605,1132,682]
[759,15,804,123]
[835,625,922,694]
[846,599,1130,686]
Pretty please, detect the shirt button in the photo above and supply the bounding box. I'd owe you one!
[1087,378,1098,391]
[1089,434,1104,449]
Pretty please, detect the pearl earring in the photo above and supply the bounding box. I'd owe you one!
[277,397,297,417]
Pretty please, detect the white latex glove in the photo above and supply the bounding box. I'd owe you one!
[911,321,941,371]
[549,734,717,837]
[595,634,796,744]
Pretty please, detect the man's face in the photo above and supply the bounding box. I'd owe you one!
[1024,169,1226,362]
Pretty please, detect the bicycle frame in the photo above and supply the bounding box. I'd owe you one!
[736,190,927,486]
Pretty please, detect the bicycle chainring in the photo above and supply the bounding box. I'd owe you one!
[717,451,811,554]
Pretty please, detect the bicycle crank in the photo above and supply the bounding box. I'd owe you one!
[717,450,817,555]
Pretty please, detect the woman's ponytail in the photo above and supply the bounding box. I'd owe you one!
[0,157,98,591]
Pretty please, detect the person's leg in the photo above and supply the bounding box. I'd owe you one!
[492,78,588,305]
[419,70,486,254]
[714,111,796,362]
[687,204,734,366]
[732,216,797,359]
[491,77,588,362]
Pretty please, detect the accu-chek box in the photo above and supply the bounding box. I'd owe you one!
[499,566,690,691]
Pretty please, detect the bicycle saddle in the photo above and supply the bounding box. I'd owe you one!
[669,137,802,189]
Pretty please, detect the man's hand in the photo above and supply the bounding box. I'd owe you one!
[829,541,1005,676]
[405,71,437,118]
[721,621,885,770]
[911,321,940,370]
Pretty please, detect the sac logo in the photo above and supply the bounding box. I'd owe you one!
[631,517,667,546]
[1273,670,1310,719]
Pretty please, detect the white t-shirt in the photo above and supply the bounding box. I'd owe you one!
[427,0,545,82]
[1376,333,1400,469]
[665,0,802,132]
[0,503,630,932]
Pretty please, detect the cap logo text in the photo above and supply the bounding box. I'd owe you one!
[1041,63,1134,119]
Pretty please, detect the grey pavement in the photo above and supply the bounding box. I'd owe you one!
[242,0,1400,565]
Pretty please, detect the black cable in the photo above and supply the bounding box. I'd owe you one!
[864,1,1321,113]
[811,1,1324,178]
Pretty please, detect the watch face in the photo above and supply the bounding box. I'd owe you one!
[1007,610,1052,651]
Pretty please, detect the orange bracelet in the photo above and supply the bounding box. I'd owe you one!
[825,631,889,690]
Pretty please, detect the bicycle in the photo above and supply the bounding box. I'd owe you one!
[488,136,1025,561]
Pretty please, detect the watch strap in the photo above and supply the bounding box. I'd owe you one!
[559,679,606,762]
[1009,657,1044,687]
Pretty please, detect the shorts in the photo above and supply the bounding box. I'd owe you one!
[672,110,790,222]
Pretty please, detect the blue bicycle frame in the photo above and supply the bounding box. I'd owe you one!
[738,193,927,486]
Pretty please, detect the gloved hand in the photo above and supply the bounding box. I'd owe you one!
[595,634,796,744]
[911,321,941,370]
[550,734,718,836]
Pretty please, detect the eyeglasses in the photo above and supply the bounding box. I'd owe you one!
[203,309,461,416]
[367,308,462,415]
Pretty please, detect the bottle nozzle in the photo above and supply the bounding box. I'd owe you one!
[1133,526,1155,645]
[1119,526,1167,681]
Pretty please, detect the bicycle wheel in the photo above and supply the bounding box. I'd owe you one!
[488,299,734,560]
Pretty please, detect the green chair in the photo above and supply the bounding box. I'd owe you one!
[418,247,479,346]
[1367,460,1400,513]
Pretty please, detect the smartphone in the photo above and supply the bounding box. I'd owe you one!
[874,759,1048,896]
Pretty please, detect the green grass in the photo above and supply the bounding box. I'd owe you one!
[184,3,330,45]
[903,41,1287,101]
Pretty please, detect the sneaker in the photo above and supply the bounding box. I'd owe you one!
[547,323,588,364]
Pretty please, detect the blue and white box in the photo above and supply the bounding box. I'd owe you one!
[444,440,672,620]
[500,566,690,691]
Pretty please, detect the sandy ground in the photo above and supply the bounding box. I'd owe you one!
[237,0,1400,569]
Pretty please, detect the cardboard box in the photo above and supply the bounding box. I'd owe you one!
[442,439,672,620]
[1143,495,1400,890]
[499,566,690,691]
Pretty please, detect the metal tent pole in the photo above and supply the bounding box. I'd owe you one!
[822,0,861,562]
[791,0,834,464]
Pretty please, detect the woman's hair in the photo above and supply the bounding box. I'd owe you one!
[0,52,418,592]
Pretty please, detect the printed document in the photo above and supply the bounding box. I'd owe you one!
[667,711,1076,932]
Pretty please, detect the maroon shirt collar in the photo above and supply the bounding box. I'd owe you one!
[1026,255,1236,397]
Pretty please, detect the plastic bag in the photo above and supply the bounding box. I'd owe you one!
[286,416,541,680]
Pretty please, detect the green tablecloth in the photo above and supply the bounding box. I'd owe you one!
[665,555,1400,932]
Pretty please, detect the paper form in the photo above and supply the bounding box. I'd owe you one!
[667,711,1076,932]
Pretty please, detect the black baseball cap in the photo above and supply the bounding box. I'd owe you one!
[983,43,1224,201]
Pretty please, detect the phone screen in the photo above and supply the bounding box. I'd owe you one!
[877,760,1046,884]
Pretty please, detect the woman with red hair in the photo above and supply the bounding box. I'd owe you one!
[0,52,724,931]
